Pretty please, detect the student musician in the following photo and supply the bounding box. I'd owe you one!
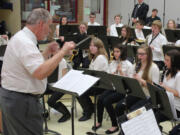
[145,9,161,27]
[92,44,132,134]
[167,19,176,30]
[119,25,134,45]
[156,50,180,124]
[73,22,90,69]
[109,14,124,37]
[47,48,71,123]
[55,15,68,38]
[88,12,100,26]
[77,37,109,121]
[115,45,160,120]
[135,20,145,41]
[147,20,167,70]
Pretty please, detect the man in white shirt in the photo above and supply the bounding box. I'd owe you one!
[88,12,100,26]
[110,14,123,37]
[0,8,75,135]
[147,20,167,70]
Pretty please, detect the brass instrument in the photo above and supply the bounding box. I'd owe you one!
[109,50,114,62]
[68,49,79,62]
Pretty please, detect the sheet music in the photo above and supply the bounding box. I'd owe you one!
[121,109,161,135]
[53,69,99,96]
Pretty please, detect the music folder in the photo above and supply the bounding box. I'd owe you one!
[51,69,100,97]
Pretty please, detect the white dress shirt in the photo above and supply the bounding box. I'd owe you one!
[109,60,132,77]
[135,29,145,40]
[175,40,180,47]
[110,23,123,37]
[163,72,180,111]
[147,33,167,61]
[1,27,47,94]
[88,22,100,26]
[89,55,108,72]
[130,63,160,97]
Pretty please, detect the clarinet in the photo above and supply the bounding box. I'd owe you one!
[135,61,141,73]
[161,66,167,82]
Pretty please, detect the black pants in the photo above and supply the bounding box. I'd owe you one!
[0,87,43,135]
[47,91,70,115]
[115,96,141,117]
[97,90,124,126]
[154,61,164,70]
[77,87,104,116]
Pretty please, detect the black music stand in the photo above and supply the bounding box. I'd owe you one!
[87,26,107,36]
[162,45,180,55]
[147,83,174,120]
[165,29,180,43]
[59,25,79,36]
[142,29,152,38]
[116,27,122,37]
[83,70,113,135]
[0,45,7,57]
[130,28,136,39]
[43,67,61,135]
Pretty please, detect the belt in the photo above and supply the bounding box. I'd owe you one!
[25,93,42,98]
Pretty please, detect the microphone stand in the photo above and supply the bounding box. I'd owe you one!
[163,0,166,27]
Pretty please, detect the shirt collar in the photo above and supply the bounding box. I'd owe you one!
[22,27,38,45]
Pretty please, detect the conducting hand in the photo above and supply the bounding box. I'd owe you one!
[47,41,59,55]
[61,41,75,55]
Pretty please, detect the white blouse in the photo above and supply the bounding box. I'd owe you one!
[88,22,100,26]
[110,23,123,37]
[163,71,180,111]
[131,63,160,97]
[109,60,132,77]
[89,55,108,72]
[135,29,145,40]
[147,33,167,61]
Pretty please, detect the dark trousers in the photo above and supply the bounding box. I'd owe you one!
[154,61,164,70]
[47,91,70,115]
[97,90,124,126]
[0,87,43,135]
[77,87,104,116]
[115,96,141,117]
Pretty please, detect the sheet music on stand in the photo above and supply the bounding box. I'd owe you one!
[53,69,100,96]
[121,109,161,135]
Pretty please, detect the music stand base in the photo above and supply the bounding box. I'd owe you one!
[44,129,61,135]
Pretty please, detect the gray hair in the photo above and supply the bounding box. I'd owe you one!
[26,8,51,25]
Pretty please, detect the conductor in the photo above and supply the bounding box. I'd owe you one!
[0,8,75,135]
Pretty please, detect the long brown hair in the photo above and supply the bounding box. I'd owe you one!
[88,37,108,61]
[136,45,153,83]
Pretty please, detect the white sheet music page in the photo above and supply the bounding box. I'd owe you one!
[121,109,161,135]
[53,69,99,96]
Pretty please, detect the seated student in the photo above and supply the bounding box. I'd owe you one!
[167,19,177,30]
[146,9,161,27]
[47,49,71,123]
[55,15,68,38]
[115,45,160,122]
[77,37,109,121]
[155,50,180,124]
[119,25,135,45]
[109,14,124,37]
[92,44,132,134]
[72,22,90,69]
[88,12,100,26]
[135,20,145,41]
[147,20,167,70]
[175,40,180,47]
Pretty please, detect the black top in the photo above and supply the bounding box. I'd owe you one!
[131,2,149,23]
[145,16,161,26]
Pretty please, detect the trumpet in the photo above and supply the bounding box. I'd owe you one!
[110,50,114,62]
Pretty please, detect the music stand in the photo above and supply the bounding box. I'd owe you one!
[165,29,180,43]
[0,45,7,57]
[43,67,61,135]
[116,27,122,37]
[130,28,136,39]
[83,70,113,135]
[162,45,180,56]
[59,25,79,36]
[147,83,174,120]
[142,29,152,38]
[87,26,107,36]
